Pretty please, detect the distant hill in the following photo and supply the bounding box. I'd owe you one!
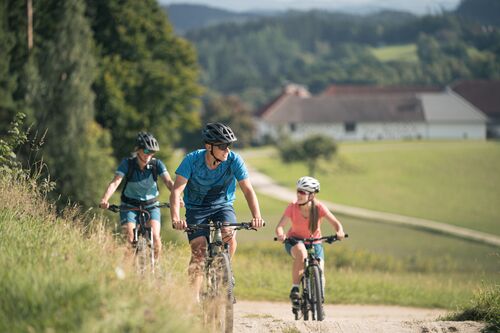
[162,4,417,34]
[162,4,267,34]
[455,0,500,26]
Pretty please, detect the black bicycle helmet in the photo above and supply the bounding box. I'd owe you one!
[202,122,237,144]
[136,132,160,151]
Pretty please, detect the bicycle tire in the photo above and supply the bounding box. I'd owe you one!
[146,229,155,273]
[135,231,154,275]
[301,277,309,321]
[135,236,148,275]
[204,252,233,333]
[311,265,324,321]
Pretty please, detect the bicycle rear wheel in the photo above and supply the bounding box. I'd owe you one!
[310,265,325,321]
[204,252,233,333]
[135,232,154,275]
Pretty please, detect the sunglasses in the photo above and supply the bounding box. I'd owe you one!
[143,149,156,155]
[213,143,231,150]
[297,190,310,195]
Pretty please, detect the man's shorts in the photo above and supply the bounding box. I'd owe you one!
[285,241,325,261]
[185,205,237,242]
[120,202,161,225]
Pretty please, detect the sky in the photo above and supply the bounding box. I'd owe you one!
[158,0,462,15]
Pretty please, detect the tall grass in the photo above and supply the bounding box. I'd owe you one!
[231,243,498,309]
[445,284,500,332]
[0,174,201,333]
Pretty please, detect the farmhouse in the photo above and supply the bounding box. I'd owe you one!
[256,84,487,142]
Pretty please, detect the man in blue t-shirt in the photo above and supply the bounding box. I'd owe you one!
[100,132,175,260]
[170,122,264,301]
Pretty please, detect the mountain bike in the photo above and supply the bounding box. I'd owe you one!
[186,220,261,333]
[108,202,170,275]
[275,234,348,321]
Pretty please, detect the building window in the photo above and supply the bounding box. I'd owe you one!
[289,123,297,132]
[344,122,356,133]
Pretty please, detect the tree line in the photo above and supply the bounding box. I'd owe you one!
[183,0,500,108]
[0,0,201,208]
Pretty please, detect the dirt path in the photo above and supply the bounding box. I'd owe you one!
[234,301,485,333]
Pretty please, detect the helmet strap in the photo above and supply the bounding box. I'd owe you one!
[298,193,313,206]
[209,144,222,166]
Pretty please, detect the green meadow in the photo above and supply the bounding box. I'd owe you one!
[370,43,418,63]
[241,141,500,235]
[228,141,499,309]
[160,142,498,309]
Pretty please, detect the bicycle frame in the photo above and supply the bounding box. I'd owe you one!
[186,220,257,333]
[108,202,170,275]
[277,234,348,321]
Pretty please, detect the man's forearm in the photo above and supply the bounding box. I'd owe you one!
[245,190,261,218]
[169,191,181,220]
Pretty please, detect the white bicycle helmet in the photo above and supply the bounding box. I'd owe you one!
[296,176,320,193]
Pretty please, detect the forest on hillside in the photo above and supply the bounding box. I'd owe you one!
[1,0,201,207]
[171,0,500,108]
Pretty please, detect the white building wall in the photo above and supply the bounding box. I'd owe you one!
[284,122,428,141]
[426,123,486,139]
[255,120,486,142]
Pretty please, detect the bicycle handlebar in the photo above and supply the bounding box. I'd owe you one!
[185,220,265,232]
[274,234,348,243]
[107,202,170,213]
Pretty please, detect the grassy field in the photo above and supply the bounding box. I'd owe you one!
[227,141,499,309]
[241,141,500,236]
[370,43,418,63]
[229,191,499,308]
[0,175,201,333]
[106,144,498,311]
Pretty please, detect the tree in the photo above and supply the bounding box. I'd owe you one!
[278,134,337,177]
[86,0,202,159]
[0,0,18,134]
[203,94,255,148]
[28,0,115,207]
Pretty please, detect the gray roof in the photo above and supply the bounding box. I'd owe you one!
[262,94,425,124]
[261,90,487,125]
[419,92,488,123]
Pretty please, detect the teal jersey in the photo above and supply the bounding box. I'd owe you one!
[175,149,248,209]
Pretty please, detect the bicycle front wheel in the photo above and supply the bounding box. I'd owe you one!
[204,252,233,333]
[310,265,324,321]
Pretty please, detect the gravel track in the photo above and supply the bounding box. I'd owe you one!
[234,301,485,333]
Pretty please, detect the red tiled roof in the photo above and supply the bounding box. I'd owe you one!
[451,80,500,119]
[322,85,443,95]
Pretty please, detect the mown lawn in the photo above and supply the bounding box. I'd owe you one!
[240,141,500,236]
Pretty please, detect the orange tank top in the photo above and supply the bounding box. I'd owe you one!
[284,201,329,241]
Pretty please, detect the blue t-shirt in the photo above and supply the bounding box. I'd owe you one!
[116,157,168,202]
[176,149,248,209]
